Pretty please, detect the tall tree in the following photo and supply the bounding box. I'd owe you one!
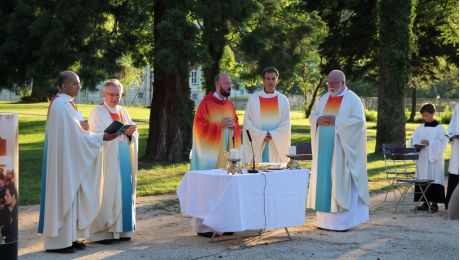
[408,0,458,121]
[193,0,261,93]
[237,0,326,91]
[304,0,379,81]
[0,0,151,101]
[144,0,198,162]
[375,0,416,152]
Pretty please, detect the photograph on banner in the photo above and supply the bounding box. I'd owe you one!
[0,114,19,245]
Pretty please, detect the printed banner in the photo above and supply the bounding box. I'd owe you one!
[0,113,18,259]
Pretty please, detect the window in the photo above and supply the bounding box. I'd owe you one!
[190,70,197,84]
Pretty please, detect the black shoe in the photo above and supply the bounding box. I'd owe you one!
[223,232,234,236]
[417,203,429,211]
[97,239,114,245]
[197,232,215,238]
[72,240,86,250]
[46,246,75,254]
[119,237,131,241]
[430,204,439,213]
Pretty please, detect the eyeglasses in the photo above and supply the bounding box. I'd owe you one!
[326,81,343,86]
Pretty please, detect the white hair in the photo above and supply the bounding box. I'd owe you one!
[103,79,123,94]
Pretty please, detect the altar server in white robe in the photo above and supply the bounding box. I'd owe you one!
[243,66,291,164]
[411,103,448,212]
[308,70,370,231]
[38,71,120,253]
[89,79,138,244]
[446,104,459,209]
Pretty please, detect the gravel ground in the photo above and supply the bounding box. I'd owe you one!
[18,191,458,260]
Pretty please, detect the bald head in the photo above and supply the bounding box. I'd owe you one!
[327,70,346,96]
[58,71,79,89]
[328,70,346,83]
[58,71,81,97]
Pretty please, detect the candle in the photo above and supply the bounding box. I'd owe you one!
[289,146,296,156]
[229,148,238,160]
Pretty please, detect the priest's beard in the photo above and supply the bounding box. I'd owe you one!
[220,85,231,97]
[329,86,345,97]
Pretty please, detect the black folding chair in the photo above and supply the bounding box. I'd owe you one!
[388,147,434,214]
[294,143,312,161]
[382,143,406,201]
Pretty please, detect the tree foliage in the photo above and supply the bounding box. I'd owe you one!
[0,0,152,101]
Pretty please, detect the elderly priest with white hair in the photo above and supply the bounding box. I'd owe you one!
[308,69,370,231]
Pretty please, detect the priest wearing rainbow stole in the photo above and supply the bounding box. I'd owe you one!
[189,73,241,237]
[308,70,369,231]
[38,71,120,253]
[88,79,138,244]
[242,67,291,164]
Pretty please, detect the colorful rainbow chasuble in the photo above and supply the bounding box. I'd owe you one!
[259,96,279,162]
[190,93,241,170]
[315,95,344,212]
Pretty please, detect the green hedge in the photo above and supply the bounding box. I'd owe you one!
[365,109,453,124]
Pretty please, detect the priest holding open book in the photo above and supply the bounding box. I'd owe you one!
[88,79,138,244]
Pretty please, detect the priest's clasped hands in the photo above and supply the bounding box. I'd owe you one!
[317,115,336,126]
[222,117,235,128]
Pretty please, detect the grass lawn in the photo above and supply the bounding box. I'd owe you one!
[0,101,451,205]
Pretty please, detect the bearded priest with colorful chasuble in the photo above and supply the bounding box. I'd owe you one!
[189,73,241,237]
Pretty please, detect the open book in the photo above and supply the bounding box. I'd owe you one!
[104,120,132,134]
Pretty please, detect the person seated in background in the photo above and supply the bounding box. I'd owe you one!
[411,103,448,213]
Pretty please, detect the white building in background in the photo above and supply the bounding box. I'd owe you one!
[76,65,249,107]
[0,89,20,102]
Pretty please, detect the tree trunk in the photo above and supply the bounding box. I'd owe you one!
[202,26,226,93]
[143,0,194,162]
[375,0,416,153]
[144,73,194,162]
[305,76,325,118]
[409,82,417,122]
[29,81,50,102]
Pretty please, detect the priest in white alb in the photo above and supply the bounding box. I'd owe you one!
[89,79,138,244]
[38,71,120,253]
[242,66,291,164]
[308,70,370,231]
[446,104,459,209]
